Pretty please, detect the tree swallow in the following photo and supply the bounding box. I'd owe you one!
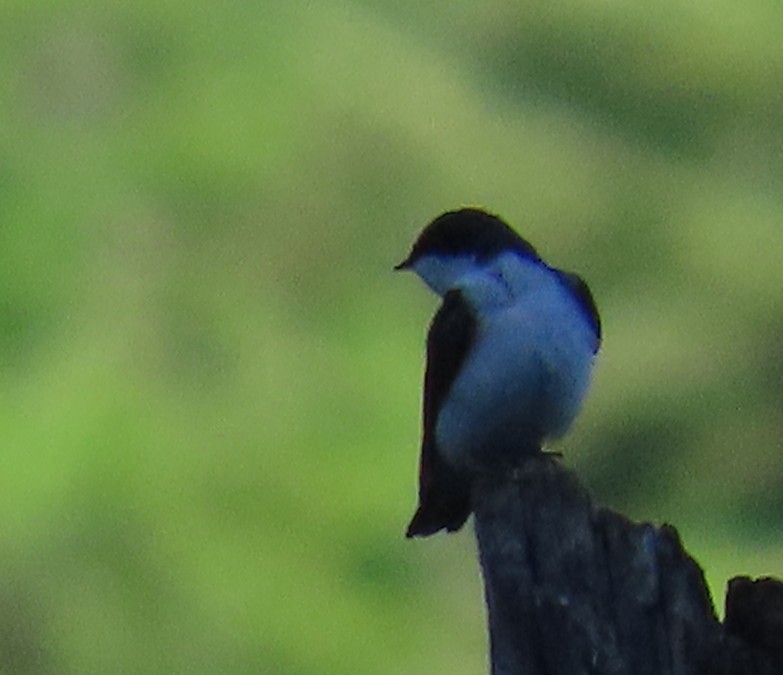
[396,208,601,538]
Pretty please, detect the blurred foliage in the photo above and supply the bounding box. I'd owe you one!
[1,1,783,673]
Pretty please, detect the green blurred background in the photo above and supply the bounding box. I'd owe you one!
[2,1,783,673]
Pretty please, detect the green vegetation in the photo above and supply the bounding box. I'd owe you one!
[1,1,783,672]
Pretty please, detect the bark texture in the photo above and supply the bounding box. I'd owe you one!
[472,456,783,675]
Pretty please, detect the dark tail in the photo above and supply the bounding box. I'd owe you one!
[405,457,471,538]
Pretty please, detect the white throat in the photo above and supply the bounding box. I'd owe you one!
[412,251,552,311]
[410,254,478,297]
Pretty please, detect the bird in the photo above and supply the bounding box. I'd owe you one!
[396,208,601,538]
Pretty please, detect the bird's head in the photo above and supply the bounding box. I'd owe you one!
[395,208,540,296]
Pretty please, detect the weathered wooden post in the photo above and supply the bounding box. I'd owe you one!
[472,456,783,675]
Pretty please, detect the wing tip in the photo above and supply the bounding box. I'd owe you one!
[405,503,471,539]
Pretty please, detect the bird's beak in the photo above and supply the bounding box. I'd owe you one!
[394,258,411,271]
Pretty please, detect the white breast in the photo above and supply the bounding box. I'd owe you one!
[434,253,596,471]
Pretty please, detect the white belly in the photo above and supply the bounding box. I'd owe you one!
[435,284,596,471]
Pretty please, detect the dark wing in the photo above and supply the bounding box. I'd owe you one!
[406,289,476,538]
[558,270,601,353]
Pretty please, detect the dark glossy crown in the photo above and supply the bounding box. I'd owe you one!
[396,208,540,269]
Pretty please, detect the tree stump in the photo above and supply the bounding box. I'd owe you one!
[471,456,783,675]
